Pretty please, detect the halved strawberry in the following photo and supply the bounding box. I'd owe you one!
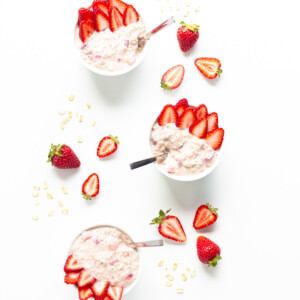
[176,107,196,128]
[93,9,109,32]
[91,281,110,299]
[107,285,124,300]
[189,118,207,138]
[97,135,119,158]
[64,271,81,285]
[109,6,123,32]
[79,287,94,300]
[78,8,93,25]
[205,128,224,150]
[82,173,100,200]
[108,0,128,14]
[194,57,223,79]
[123,5,139,26]
[79,20,95,43]
[195,104,208,119]
[150,209,186,242]
[161,65,185,90]
[93,0,109,15]
[193,203,218,229]
[206,112,218,132]
[64,255,83,273]
[157,105,178,126]
[78,270,96,288]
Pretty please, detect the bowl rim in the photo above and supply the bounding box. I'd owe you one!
[68,224,142,296]
[149,106,224,182]
[74,17,149,76]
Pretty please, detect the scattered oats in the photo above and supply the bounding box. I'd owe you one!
[58,201,64,207]
[63,117,70,124]
[68,111,72,118]
[35,199,40,206]
[48,210,55,217]
[181,273,187,281]
[68,94,74,101]
[86,101,91,109]
[62,209,69,214]
[173,263,178,271]
[176,5,180,11]
[184,11,190,17]
[32,216,39,221]
[165,267,168,270]
[165,282,172,287]
[185,1,191,7]
[158,260,164,267]
[58,110,66,115]
[191,270,196,278]
[195,6,200,12]
[76,112,78,118]
[32,192,39,197]
[33,186,40,191]
[61,186,68,194]
[176,288,184,295]
[77,135,83,143]
[46,193,53,199]
[79,115,83,123]
[166,274,174,281]
[43,181,48,189]
[60,122,64,130]
[92,121,96,127]
[186,268,190,272]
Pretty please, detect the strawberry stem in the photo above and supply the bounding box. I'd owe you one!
[47,144,65,164]
[217,68,223,78]
[208,255,222,267]
[109,135,120,145]
[150,209,171,225]
[206,203,219,217]
[180,21,200,33]
[82,193,92,200]
[160,80,172,91]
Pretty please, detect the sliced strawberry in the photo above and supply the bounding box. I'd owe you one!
[64,255,83,273]
[205,128,224,150]
[194,57,223,79]
[82,173,100,200]
[161,65,185,90]
[78,8,93,25]
[79,20,95,43]
[93,9,109,32]
[64,271,81,284]
[91,281,110,299]
[206,112,218,132]
[176,105,185,117]
[189,118,207,138]
[107,285,124,300]
[157,105,178,126]
[176,107,196,129]
[93,0,109,15]
[123,5,139,26]
[97,135,119,158]
[193,203,218,229]
[78,270,96,288]
[150,209,186,242]
[175,98,189,109]
[109,6,123,32]
[108,0,128,14]
[79,287,94,300]
[195,104,208,119]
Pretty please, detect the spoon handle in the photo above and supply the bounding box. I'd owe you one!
[130,239,164,248]
[142,16,175,40]
[130,156,157,170]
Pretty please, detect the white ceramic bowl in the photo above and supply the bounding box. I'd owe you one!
[149,107,224,182]
[69,224,142,296]
[74,17,149,76]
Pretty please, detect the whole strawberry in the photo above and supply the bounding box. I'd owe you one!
[177,21,200,52]
[196,236,221,267]
[47,144,81,169]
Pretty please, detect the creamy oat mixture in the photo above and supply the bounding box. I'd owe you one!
[70,226,139,288]
[151,123,218,176]
[75,20,146,72]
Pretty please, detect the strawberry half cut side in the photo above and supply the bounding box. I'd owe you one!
[176,107,196,129]
[91,280,110,299]
[108,0,128,14]
[82,173,100,200]
[189,118,207,138]
[161,65,185,90]
[107,285,124,300]
[195,104,208,119]
[93,0,109,15]
[194,57,222,79]
[93,9,109,32]
[64,255,83,273]
[206,112,218,132]
[79,287,94,300]
[97,135,119,158]
[150,209,187,242]
[123,5,139,26]
[205,128,224,150]
[79,20,95,43]
[157,105,178,126]
[193,203,218,229]
[64,271,81,284]
[78,269,96,288]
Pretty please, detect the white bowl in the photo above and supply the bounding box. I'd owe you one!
[69,224,141,296]
[149,108,224,182]
[74,17,149,76]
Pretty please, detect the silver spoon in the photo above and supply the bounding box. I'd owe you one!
[126,239,164,248]
[138,16,175,48]
[130,152,166,170]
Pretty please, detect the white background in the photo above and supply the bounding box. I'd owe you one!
[1,0,300,299]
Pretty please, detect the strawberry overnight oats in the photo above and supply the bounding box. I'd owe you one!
[70,226,139,288]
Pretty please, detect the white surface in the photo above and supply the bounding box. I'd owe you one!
[1,0,300,299]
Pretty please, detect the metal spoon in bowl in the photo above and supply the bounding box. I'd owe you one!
[138,16,175,48]
[130,152,167,170]
[126,239,164,248]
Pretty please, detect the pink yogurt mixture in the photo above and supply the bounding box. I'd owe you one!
[70,226,139,288]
